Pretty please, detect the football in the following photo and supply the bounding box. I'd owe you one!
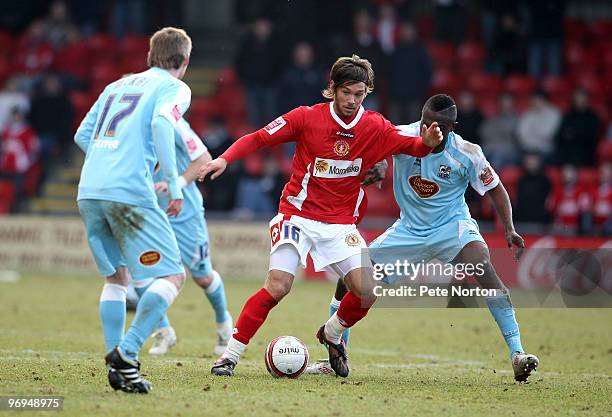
[264,336,309,378]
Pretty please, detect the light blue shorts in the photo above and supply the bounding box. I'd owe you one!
[369,218,486,267]
[170,214,213,278]
[78,199,184,281]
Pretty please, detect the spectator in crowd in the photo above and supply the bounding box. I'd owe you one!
[433,0,467,45]
[375,5,399,55]
[234,154,284,219]
[549,164,590,234]
[515,152,552,224]
[517,91,561,161]
[336,9,386,111]
[0,78,30,131]
[455,90,484,145]
[589,163,612,235]
[235,17,284,127]
[28,75,73,162]
[14,20,54,91]
[479,92,519,168]
[524,0,565,78]
[279,42,324,113]
[43,0,77,49]
[200,116,239,212]
[51,27,89,89]
[111,0,146,39]
[488,12,525,75]
[0,107,40,199]
[387,21,432,124]
[555,88,600,167]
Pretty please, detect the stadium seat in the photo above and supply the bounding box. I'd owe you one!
[457,42,486,67]
[188,97,220,121]
[476,95,498,118]
[0,31,13,59]
[430,69,463,96]
[572,72,603,98]
[0,58,11,87]
[499,166,521,201]
[545,167,562,189]
[597,140,612,164]
[513,94,531,114]
[565,45,599,74]
[88,33,117,65]
[564,18,589,43]
[578,167,598,188]
[91,64,122,92]
[23,162,42,197]
[120,35,149,60]
[69,91,96,130]
[505,75,537,96]
[541,76,573,98]
[427,42,456,70]
[416,15,433,40]
[468,73,503,96]
[120,56,147,75]
[0,180,15,213]
[216,67,240,88]
[589,19,612,40]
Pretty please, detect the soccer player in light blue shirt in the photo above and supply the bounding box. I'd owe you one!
[318,94,539,382]
[74,27,192,394]
[130,118,232,356]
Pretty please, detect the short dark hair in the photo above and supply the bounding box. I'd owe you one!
[424,94,456,112]
[322,54,375,99]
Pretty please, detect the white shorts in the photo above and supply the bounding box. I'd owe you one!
[268,213,370,277]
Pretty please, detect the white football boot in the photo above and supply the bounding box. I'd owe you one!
[148,327,177,355]
[304,359,336,376]
[214,315,233,356]
[512,352,539,382]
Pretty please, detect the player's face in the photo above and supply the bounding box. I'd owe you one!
[421,109,455,141]
[334,82,367,117]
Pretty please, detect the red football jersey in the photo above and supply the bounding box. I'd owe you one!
[247,102,431,224]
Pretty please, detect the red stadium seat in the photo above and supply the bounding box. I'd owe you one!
[23,162,42,196]
[589,20,612,40]
[120,35,149,59]
[457,42,486,65]
[188,97,220,121]
[597,141,612,164]
[545,167,562,189]
[427,42,456,70]
[541,76,573,98]
[578,167,598,188]
[476,95,498,118]
[565,44,600,74]
[572,72,603,98]
[0,58,11,87]
[0,31,13,58]
[564,18,589,43]
[499,166,521,201]
[468,73,503,96]
[88,34,117,65]
[70,91,96,130]
[513,94,531,114]
[505,75,537,96]
[0,180,15,213]
[120,56,147,75]
[416,16,433,40]
[216,67,240,88]
[430,69,463,96]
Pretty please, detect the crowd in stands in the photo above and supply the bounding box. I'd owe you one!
[0,0,609,235]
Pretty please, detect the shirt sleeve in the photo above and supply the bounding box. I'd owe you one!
[221,106,305,163]
[153,79,192,127]
[380,117,432,158]
[74,93,102,153]
[175,118,207,162]
[465,143,500,195]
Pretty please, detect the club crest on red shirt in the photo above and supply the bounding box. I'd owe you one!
[333,140,350,157]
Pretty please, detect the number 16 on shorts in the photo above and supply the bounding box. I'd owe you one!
[269,215,300,249]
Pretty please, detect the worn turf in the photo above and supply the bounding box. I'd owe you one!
[1,274,611,417]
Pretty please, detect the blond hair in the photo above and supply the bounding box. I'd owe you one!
[322,54,375,99]
[147,27,192,70]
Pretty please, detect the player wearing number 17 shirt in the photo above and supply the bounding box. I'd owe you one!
[198,55,443,378]
[74,27,192,393]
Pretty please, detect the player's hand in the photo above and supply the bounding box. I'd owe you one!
[362,159,388,188]
[198,158,227,181]
[505,229,525,261]
[166,199,183,217]
[421,122,443,148]
[154,181,168,195]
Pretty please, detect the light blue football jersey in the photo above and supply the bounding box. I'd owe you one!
[155,118,207,222]
[75,67,191,208]
[392,122,500,232]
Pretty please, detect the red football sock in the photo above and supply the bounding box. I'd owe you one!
[336,291,374,328]
[232,288,278,344]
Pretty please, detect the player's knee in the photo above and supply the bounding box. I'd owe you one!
[164,272,186,291]
[193,274,213,288]
[265,270,294,301]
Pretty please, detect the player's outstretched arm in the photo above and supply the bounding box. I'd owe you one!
[198,157,227,181]
[487,182,525,260]
[420,122,443,148]
[152,115,183,216]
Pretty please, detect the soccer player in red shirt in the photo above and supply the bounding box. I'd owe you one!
[198,55,442,377]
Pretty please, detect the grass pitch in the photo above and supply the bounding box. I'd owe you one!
[1,274,611,417]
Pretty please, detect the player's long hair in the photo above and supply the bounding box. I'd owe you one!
[147,27,192,70]
[322,54,375,99]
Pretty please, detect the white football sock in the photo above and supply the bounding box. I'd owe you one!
[324,312,348,345]
[222,337,246,363]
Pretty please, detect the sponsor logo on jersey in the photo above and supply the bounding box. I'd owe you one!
[333,140,350,157]
[480,166,495,186]
[345,233,361,247]
[139,250,161,266]
[438,164,451,179]
[312,157,362,178]
[408,175,440,198]
[335,130,354,138]
[172,105,181,121]
[186,138,198,153]
[264,117,287,135]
